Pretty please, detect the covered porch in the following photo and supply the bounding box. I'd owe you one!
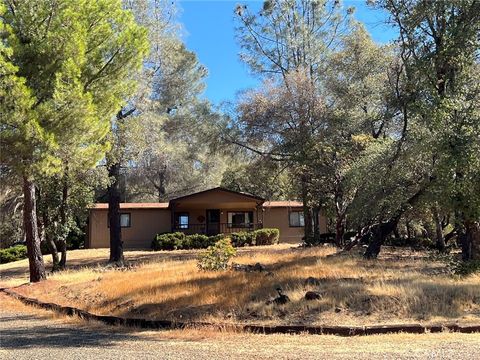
[168,188,265,236]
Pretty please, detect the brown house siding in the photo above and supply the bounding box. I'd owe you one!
[88,208,170,249]
[86,188,328,248]
[262,207,327,244]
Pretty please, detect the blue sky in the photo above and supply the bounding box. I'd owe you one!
[178,0,397,106]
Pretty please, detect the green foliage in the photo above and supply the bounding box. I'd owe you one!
[152,232,220,251]
[197,239,236,271]
[152,232,185,251]
[182,234,213,250]
[451,260,480,277]
[152,229,280,251]
[251,228,280,245]
[0,245,27,264]
[385,236,434,249]
[230,228,280,247]
[221,160,296,201]
[66,227,86,250]
[207,234,225,243]
[1,0,148,178]
[229,231,255,247]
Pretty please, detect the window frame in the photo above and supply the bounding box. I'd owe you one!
[174,212,190,229]
[107,212,131,228]
[288,210,305,228]
[227,211,254,228]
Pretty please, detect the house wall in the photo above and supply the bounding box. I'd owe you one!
[87,204,328,248]
[88,208,171,249]
[173,208,261,235]
[263,207,328,244]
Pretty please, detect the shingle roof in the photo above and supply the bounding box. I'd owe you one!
[263,201,303,208]
[91,203,169,209]
[90,201,303,209]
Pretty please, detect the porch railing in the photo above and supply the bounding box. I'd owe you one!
[172,223,262,235]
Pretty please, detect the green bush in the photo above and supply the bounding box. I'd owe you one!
[152,232,186,250]
[197,239,236,271]
[253,228,280,245]
[66,228,85,250]
[230,231,255,247]
[208,233,225,243]
[152,233,225,251]
[0,245,28,264]
[451,260,480,276]
[152,228,280,251]
[183,234,216,249]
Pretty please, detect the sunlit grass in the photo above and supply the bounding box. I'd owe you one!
[2,245,479,326]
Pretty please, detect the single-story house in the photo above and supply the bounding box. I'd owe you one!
[86,187,327,248]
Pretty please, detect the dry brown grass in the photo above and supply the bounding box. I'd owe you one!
[2,291,479,359]
[2,245,479,327]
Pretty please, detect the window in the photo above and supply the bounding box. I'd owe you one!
[175,212,189,229]
[289,211,304,227]
[228,211,253,228]
[120,213,131,228]
[108,213,131,228]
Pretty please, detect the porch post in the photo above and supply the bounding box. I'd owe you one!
[170,202,175,232]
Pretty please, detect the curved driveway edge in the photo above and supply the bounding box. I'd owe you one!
[2,288,479,336]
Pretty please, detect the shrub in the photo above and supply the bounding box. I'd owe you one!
[66,228,85,250]
[451,260,480,276]
[254,228,280,245]
[230,231,255,247]
[152,233,225,251]
[0,245,28,264]
[183,234,214,249]
[152,229,280,251]
[208,233,225,243]
[197,239,236,271]
[152,232,185,250]
[304,233,335,246]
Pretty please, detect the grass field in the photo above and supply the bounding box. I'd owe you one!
[1,245,479,327]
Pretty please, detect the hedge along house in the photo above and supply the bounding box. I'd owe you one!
[86,187,327,248]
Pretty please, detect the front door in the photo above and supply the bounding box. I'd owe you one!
[206,209,220,236]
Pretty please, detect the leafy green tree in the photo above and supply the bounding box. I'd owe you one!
[361,0,480,259]
[37,167,108,270]
[235,0,354,242]
[1,0,147,281]
[105,0,218,264]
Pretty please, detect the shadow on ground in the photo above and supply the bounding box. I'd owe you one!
[0,312,145,349]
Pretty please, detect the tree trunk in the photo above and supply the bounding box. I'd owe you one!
[42,209,60,271]
[300,173,313,243]
[432,206,446,252]
[461,220,480,261]
[57,239,67,269]
[312,206,320,241]
[393,225,400,240]
[108,161,124,266]
[364,215,401,259]
[22,176,46,282]
[335,213,345,247]
[406,220,412,241]
[57,169,69,269]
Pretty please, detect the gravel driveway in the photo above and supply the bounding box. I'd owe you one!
[1,306,479,360]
